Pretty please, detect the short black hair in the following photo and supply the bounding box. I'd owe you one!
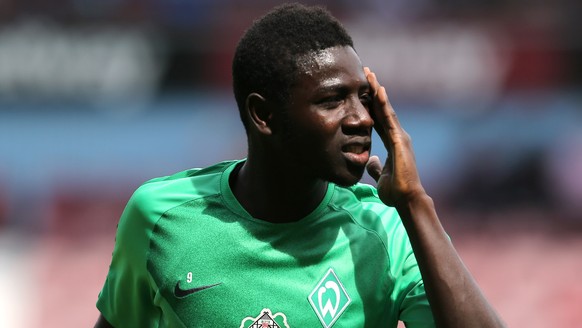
[232,3,354,132]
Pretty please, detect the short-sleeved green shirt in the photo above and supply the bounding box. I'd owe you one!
[97,160,435,327]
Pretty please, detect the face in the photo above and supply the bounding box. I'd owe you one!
[276,46,374,186]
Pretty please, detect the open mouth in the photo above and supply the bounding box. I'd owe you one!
[342,143,370,154]
[341,142,371,166]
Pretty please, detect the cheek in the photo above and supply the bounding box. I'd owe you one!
[314,117,345,155]
[306,121,340,153]
[281,110,343,154]
[281,115,323,141]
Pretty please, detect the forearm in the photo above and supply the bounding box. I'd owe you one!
[396,194,505,328]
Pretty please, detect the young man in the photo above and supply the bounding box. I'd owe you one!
[95,4,505,327]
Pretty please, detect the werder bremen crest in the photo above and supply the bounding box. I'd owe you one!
[308,268,351,328]
[239,308,290,328]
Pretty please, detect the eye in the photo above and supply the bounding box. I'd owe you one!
[317,95,343,109]
[359,93,372,108]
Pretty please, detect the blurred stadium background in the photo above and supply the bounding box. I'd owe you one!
[0,0,581,327]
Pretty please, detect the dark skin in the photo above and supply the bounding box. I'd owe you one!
[96,46,505,327]
[232,46,374,222]
[364,64,505,327]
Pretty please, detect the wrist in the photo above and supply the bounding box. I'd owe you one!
[394,191,437,226]
[394,189,432,210]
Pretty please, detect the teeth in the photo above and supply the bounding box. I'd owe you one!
[345,145,364,154]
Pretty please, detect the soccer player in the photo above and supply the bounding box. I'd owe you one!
[95,4,505,327]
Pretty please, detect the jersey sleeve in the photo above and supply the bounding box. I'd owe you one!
[398,253,434,328]
[96,185,162,327]
[350,183,436,327]
[387,219,435,328]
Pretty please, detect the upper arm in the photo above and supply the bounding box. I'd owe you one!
[94,314,114,328]
[96,189,161,326]
[399,280,434,328]
[386,218,435,327]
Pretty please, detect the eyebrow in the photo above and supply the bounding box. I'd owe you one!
[314,78,369,94]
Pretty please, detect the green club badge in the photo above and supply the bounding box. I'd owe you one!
[308,268,351,328]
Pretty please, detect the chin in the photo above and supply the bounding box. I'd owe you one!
[329,167,365,187]
[333,179,360,188]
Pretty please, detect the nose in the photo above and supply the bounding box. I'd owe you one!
[342,96,373,135]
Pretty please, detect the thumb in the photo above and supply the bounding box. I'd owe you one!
[366,155,383,182]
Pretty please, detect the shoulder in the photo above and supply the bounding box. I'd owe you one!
[129,160,236,216]
[332,183,428,312]
[331,182,399,225]
[344,182,383,204]
[112,160,238,262]
[331,182,410,249]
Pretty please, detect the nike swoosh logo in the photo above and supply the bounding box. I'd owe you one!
[174,281,222,298]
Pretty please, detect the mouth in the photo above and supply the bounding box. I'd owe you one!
[341,141,371,166]
[342,143,370,154]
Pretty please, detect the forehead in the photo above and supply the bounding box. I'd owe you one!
[297,46,362,75]
[295,46,365,87]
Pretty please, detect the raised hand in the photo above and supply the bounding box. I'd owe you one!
[364,67,426,208]
[363,67,506,327]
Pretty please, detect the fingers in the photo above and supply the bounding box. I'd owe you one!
[366,155,383,182]
[364,67,399,130]
[364,67,402,154]
[364,66,384,101]
[364,67,423,203]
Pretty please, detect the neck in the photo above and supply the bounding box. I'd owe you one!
[230,157,328,223]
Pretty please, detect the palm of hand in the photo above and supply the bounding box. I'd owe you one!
[364,67,425,207]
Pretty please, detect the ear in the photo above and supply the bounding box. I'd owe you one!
[246,92,274,135]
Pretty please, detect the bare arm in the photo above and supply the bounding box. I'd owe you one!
[94,314,114,328]
[364,67,505,327]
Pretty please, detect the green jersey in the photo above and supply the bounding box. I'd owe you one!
[97,160,434,327]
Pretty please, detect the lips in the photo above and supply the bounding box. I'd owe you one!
[342,143,368,154]
[341,140,371,166]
